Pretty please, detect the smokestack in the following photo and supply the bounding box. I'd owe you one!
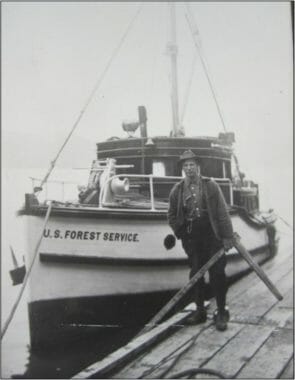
[138,106,147,138]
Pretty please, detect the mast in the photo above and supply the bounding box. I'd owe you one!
[167,2,183,137]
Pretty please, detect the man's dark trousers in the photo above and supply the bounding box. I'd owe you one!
[181,215,227,311]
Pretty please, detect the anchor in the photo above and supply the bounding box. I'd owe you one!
[9,246,26,286]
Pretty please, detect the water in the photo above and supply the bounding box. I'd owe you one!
[1,168,293,378]
[1,168,140,378]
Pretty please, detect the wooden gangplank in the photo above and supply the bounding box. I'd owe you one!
[73,242,293,379]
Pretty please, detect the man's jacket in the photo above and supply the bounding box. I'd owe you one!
[168,177,233,240]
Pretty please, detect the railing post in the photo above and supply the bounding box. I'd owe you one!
[229,181,233,206]
[30,177,35,192]
[222,162,226,178]
[61,182,65,202]
[149,175,155,210]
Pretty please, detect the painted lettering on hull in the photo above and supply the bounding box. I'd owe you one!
[43,229,139,242]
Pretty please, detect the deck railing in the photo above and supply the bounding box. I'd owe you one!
[99,174,233,210]
[30,174,233,210]
[29,177,80,203]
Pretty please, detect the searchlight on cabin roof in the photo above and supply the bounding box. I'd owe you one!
[122,120,140,137]
[122,105,148,138]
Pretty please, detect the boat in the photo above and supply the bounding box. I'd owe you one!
[18,4,278,349]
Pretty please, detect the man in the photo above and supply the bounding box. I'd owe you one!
[167,150,235,331]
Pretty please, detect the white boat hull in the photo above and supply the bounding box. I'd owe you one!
[22,207,276,348]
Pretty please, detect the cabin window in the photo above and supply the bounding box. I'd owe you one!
[116,158,141,174]
[199,158,224,178]
[221,161,231,179]
[152,161,166,176]
[224,161,232,179]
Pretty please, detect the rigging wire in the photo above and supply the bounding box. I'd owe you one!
[275,214,293,230]
[184,2,228,133]
[232,153,244,184]
[183,3,249,186]
[39,3,143,190]
[182,2,250,191]
[146,4,164,108]
[180,51,197,126]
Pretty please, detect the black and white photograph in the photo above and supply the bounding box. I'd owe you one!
[2,1,293,379]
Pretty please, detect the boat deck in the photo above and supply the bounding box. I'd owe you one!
[73,241,293,379]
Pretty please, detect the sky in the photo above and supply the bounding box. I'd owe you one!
[2,1,293,221]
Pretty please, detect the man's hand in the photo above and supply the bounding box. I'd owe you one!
[164,234,176,250]
[223,237,235,251]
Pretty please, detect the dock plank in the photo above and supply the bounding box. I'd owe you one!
[261,279,293,329]
[191,324,274,379]
[133,326,197,367]
[116,322,244,379]
[280,355,294,379]
[230,264,292,309]
[72,311,190,379]
[157,322,244,379]
[236,328,293,379]
[279,288,293,308]
[262,306,293,329]
[115,325,200,378]
[73,248,293,379]
[113,254,293,379]
[284,314,293,330]
[206,253,292,318]
[206,267,292,326]
[228,253,292,303]
[229,269,293,324]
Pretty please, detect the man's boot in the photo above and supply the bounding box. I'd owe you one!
[213,308,230,331]
[185,306,207,325]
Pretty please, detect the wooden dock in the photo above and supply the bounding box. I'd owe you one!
[73,242,293,379]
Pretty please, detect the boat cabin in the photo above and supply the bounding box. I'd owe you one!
[95,135,232,202]
[78,130,259,214]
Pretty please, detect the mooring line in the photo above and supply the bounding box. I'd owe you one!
[276,214,293,230]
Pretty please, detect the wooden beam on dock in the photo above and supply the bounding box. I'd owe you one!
[72,306,193,379]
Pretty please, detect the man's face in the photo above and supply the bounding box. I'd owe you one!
[182,159,199,178]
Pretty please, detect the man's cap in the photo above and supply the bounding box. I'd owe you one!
[178,150,199,164]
